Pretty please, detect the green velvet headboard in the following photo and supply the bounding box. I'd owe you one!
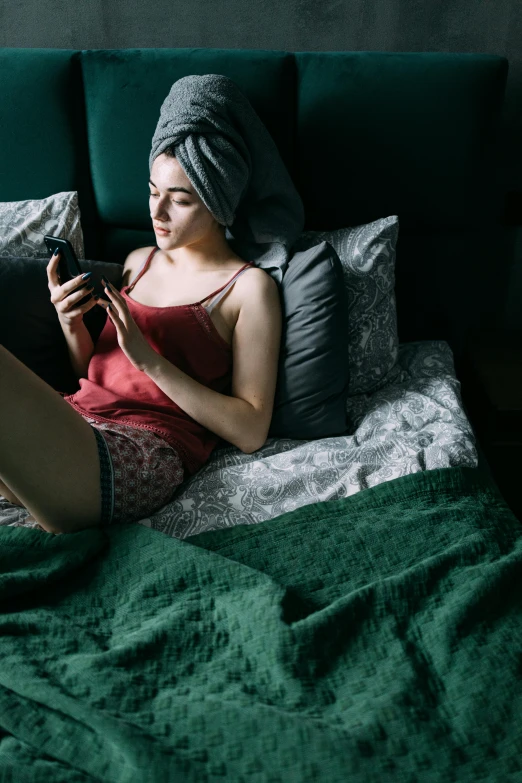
[0,47,509,364]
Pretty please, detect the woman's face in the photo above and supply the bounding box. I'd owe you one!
[149,153,221,250]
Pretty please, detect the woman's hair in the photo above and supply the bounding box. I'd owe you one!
[162,143,177,159]
[161,144,226,232]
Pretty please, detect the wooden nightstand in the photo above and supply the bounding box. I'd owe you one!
[456,328,522,523]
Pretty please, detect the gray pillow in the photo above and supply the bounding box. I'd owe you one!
[294,215,401,396]
[0,257,122,395]
[268,240,351,439]
[0,192,85,260]
[0,243,351,441]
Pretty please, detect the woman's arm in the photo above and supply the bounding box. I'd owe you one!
[142,354,262,453]
[60,319,94,380]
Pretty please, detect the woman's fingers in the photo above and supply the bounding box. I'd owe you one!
[46,251,62,286]
[101,278,124,316]
[70,283,96,305]
[47,252,91,304]
[102,278,120,301]
[67,293,99,318]
[97,298,114,314]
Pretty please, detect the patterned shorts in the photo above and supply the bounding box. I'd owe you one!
[82,417,185,526]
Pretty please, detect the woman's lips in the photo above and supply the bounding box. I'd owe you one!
[154,227,170,235]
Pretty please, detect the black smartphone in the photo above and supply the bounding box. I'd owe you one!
[44,235,82,281]
[44,235,108,303]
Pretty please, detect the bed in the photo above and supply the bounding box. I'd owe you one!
[0,47,521,781]
[2,339,479,536]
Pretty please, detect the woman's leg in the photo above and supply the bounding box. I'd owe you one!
[0,344,102,534]
[0,476,22,506]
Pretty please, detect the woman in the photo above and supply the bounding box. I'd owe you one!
[0,149,282,534]
[0,73,304,534]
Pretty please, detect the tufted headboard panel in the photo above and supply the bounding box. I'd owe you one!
[0,47,510,362]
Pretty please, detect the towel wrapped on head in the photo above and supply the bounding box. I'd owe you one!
[149,74,305,285]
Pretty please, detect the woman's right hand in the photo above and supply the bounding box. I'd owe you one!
[47,250,99,328]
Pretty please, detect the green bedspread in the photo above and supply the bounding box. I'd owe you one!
[0,465,521,782]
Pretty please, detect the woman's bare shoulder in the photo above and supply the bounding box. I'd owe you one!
[241,264,274,285]
[243,265,278,293]
[121,246,156,287]
[235,265,279,321]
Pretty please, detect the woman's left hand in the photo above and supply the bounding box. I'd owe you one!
[97,279,158,372]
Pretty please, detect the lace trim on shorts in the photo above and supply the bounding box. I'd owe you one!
[91,427,114,525]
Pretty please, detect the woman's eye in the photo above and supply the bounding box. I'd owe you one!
[149,193,188,205]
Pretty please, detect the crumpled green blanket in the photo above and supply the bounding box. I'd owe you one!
[0,465,521,782]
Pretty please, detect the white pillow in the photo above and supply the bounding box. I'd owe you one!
[294,215,401,396]
[0,191,85,260]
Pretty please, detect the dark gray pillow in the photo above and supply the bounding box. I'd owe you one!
[268,240,351,439]
[0,257,122,395]
[0,244,351,440]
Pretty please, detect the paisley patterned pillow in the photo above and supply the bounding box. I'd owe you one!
[295,215,401,396]
[0,191,85,261]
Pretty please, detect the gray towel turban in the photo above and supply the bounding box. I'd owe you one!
[149,74,305,285]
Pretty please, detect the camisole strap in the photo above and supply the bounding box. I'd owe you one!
[200,262,255,312]
[126,246,159,291]
[125,247,254,308]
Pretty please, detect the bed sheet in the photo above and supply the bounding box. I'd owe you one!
[1,340,478,537]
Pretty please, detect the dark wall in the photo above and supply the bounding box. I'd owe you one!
[1,0,521,327]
